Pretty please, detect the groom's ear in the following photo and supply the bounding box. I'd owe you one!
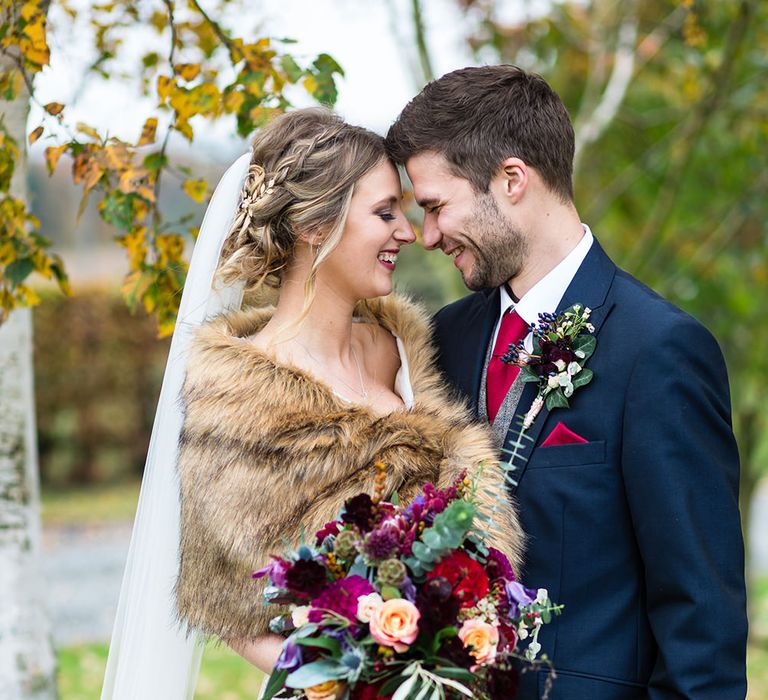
[498,157,528,205]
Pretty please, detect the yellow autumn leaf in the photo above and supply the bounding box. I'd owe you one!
[44,102,64,116]
[176,63,201,81]
[83,159,105,192]
[117,227,148,268]
[102,142,131,170]
[182,178,208,203]
[174,119,193,141]
[44,144,67,174]
[20,285,41,306]
[223,90,245,114]
[76,122,101,140]
[118,168,151,196]
[20,2,40,22]
[0,242,15,265]
[157,75,176,102]
[137,117,158,146]
[303,75,318,95]
[28,126,44,145]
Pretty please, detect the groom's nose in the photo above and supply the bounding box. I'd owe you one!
[420,217,442,250]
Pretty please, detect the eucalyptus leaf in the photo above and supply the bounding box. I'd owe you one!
[285,660,347,688]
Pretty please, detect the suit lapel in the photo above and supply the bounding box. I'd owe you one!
[463,288,500,414]
[504,238,617,494]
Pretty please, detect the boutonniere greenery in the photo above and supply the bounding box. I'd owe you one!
[502,304,596,430]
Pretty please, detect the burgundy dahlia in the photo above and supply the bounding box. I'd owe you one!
[284,559,328,598]
[342,493,376,531]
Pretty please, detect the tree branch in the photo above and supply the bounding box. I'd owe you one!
[574,3,637,173]
[411,0,435,85]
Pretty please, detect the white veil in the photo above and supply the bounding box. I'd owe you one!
[101,153,251,700]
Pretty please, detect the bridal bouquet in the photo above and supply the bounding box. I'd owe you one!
[254,465,560,699]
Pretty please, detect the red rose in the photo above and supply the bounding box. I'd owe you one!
[351,681,391,700]
[427,550,489,607]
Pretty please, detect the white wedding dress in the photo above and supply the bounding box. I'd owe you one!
[101,153,416,699]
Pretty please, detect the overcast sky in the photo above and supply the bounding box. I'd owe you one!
[27,0,555,167]
[28,0,481,167]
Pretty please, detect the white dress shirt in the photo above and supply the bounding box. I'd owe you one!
[490,224,594,353]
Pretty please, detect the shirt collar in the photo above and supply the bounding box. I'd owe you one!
[500,224,594,326]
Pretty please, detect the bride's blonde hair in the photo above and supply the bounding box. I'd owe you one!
[218,108,388,313]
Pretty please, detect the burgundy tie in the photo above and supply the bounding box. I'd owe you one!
[486,309,529,423]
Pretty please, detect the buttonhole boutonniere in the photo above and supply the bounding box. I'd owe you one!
[502,304,596,430]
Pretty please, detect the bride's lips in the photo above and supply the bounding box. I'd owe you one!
[377,249,399,271]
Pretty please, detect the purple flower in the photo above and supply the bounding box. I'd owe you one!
[308,575,375,624]
[363,529,399,560]
[485,548,515,582]
[252,557,289,588]
[400,576,417,603]
[274,639,302,671]
[505,581,537,619]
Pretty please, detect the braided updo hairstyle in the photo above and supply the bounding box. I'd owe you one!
[218,108,389,307]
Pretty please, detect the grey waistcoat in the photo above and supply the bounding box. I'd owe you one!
[478,338,527,449]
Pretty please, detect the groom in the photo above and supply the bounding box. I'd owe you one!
[385,66,747,699]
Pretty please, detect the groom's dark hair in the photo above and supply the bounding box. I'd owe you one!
[385,65,575,202]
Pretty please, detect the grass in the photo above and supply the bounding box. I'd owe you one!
[58,640,264,699]
[41,479,141,526]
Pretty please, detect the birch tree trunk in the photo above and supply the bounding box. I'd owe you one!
[0,52,58,699]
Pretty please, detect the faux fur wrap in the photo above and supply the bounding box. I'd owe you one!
[175,294,524,641]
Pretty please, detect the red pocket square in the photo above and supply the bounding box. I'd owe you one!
[541,421,589,447]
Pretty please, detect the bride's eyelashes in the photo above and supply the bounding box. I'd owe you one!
[376,211,396,222]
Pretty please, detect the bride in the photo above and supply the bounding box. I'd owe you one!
[101,108,524,698]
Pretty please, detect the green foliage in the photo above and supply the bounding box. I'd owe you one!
[405,499,476,578]
[0,0,343,335]
[458,0,768,497]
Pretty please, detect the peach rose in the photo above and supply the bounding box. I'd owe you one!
[458,619,499,666]
[369,598,421,653]
[305,679,346,700]
[357,592,384,624]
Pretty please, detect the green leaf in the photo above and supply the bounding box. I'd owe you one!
[381,584,401,600]
[433,666,475,682]
[260,667,288,700]
[572,334,596,360]
[100,191,135,230]
[280,54,303,82]
[545,390,569,410]
[285,660,348,688]
[295,635,342,655]
[571,368,593,389]
[520,366,541,383]
[5,258,34,285]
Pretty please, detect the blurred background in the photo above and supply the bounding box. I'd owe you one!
[3,0,766,697]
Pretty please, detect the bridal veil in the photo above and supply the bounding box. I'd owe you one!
[100,153,250,699]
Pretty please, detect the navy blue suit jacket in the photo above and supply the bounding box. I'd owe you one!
[432,239,747,699]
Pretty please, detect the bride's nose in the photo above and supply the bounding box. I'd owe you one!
[394,216,416,245]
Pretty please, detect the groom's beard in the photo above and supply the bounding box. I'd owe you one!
[460,193,528,291]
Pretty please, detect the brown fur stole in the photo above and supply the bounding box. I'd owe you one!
[175,294,524,641]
